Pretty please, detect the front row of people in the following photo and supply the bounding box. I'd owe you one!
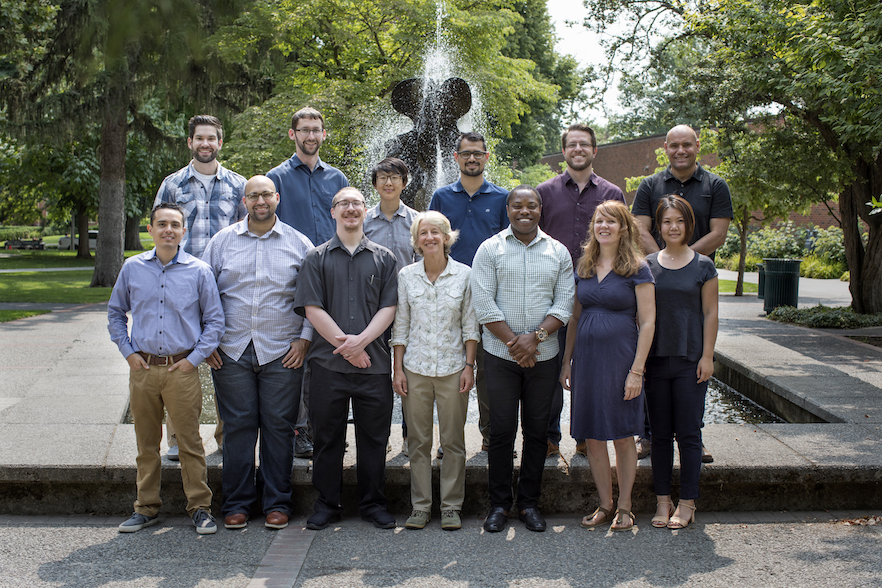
[109,176,717,536]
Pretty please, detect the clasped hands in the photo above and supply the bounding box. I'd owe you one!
[506,333,539,368]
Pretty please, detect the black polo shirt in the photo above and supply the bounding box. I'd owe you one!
[294,234,398,374]
[631,163,733,255]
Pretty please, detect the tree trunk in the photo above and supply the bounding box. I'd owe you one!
[124,215,143,251]
[90,89,128,287]
[75,202,92,260]
[736,207,748,297]
[840,154,882,314]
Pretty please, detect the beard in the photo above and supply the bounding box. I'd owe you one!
[565,157,592,172]
[192,148,218,164]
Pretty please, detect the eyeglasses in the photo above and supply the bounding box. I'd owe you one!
[295,128,324,136]
[375,175,402,184]
[334,199,365,209]
[565,142,595,150]
[245,191,275,202]
[456,151,488,160]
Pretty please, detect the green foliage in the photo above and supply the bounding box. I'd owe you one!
[511,164,557,189]
[749,222,806,260]
[716,254,762,273]
[799,255,846,280]
[717,225,742,259]
[0,226,42,241]
[768,305,882,329]
[809,226,846,266]
[0,270,112,303]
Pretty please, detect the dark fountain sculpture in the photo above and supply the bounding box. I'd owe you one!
[385,76,472,211]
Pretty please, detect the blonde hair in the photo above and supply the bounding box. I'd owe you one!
[410,211,459,257]
[576,200,644,279]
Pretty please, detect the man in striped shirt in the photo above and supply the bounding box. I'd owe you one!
[202,175,314,531]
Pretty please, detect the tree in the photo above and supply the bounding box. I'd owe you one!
[0,0,259,285]
[582,0,882,313]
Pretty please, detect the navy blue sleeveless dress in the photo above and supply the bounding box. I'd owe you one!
[570,263,654,441]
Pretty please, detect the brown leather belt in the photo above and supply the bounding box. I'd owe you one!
[137,350,192,366]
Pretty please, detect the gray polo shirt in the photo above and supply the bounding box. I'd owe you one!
[294,234,398,374]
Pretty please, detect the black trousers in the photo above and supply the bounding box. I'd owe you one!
[485,352,558,510]
[309,361,393,516]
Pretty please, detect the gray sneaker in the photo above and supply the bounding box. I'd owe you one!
[294,430,314,458]
[405,510,430,530]
[441,510,462,531]
[192,509,217,535]
[118,512,159,533]
[166,444,180,461]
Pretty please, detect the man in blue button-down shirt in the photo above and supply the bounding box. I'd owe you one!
[108,203,225,535]
[429,132,509,451]
[266,107,350,456]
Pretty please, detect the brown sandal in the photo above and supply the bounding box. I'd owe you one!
[580,506,614,529]
[610,508,635,532]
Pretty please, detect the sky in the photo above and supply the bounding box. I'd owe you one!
[546,0,622,124]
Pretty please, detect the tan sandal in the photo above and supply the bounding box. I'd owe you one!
[610,508,635,532]
[580,506,613,529]
[652,500,673,528]
[667,502,696,529]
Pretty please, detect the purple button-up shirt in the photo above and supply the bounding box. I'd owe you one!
[537,170,625,264]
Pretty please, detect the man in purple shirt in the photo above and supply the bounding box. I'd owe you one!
[537,124,625,458]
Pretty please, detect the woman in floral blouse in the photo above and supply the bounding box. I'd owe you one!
[392,211,480,532]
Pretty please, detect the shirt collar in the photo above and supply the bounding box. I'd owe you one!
[328,233,374,255]
[367,202,406,220]
[502,225,548,248]
[235,215,284,237]
[562,169,598,187]
[145,246,189,265]
[451,178,495,196]
[291,152,327,172]
[663,163,704,183]
[185,160,225,180]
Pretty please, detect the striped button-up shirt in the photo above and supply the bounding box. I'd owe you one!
[153,162,247,258]
[391,258,480,378]
[470,227,575,362]
[363,202,421,273]
[202,216,314,365]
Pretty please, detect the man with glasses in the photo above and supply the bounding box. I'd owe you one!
[537,124,625,459]
[294,187,399,530]
[202,175,315,531]
[154,114,246,461]
[364,157,420,455]
[267,106,350,458]
[429,132,509,454]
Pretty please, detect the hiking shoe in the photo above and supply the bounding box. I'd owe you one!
[118,512,159,533]
[441,510,461,531]
[546,440,560,457]
[636,436,651,460]
[574,441,588,458]
[405,510,430,530]
[166,445,180,461]
[401,438,409,456]
[192,509,217,535]
[294,430,314,458]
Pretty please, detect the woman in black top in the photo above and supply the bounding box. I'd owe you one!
[645,196,718,530]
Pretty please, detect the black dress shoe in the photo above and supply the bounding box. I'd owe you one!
[518,507,546,532]
[361,509,396,529]
[306,510,341,530]
[483,507,508,532]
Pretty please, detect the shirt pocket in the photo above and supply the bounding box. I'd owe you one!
[692,194,712,220]
[176,191,198,218]
[440,288,464,314]
[219,193,240,219]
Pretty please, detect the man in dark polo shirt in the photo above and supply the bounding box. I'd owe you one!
[537,123,625,459]
[631,124,733,464]
[293,187,399,530]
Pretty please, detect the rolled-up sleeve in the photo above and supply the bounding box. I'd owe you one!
[547,247,575,326]
[469,241,505,326]
[390,272,410,348]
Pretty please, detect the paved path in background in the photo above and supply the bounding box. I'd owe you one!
[1,512,881,588]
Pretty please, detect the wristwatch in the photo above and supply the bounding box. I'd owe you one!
[535,328,548,343]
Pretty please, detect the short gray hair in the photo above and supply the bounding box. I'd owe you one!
[410,211,459,257]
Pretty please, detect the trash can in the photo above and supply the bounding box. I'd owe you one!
[756,263,765,300]
[763,258,802,314]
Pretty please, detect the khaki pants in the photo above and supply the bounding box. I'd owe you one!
[402,368,469,512]
[167,362,223,448]
[129,365,212,517]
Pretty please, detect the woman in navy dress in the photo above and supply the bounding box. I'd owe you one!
[560,200,655,532]
[645,196,718,530]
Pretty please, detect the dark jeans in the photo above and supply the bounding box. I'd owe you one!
[485,352,558,510]
[644,356,708,500]
[212,342,301,517]
[309,361,393,516]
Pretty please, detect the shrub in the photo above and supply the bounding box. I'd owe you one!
[809,226,846,265]
[717,225,742,259]
[0,226,42,241]
[768,305,882,329]
[716,254,762,272]
[799,255,847,279]
[749,221,806,259]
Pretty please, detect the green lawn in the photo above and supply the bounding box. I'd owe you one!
[0,245,152,269]
[719,279,758,293]
[0,270,113,303]
[0,309,52,322]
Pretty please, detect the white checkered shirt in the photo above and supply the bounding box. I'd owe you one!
[202,217,315,365]
[470,227,575,362]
